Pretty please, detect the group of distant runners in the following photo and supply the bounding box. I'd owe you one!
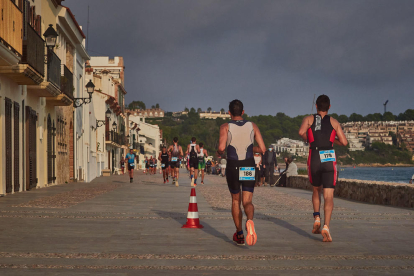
[121,95,348,246]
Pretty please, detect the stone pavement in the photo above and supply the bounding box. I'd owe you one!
[0,169,413,275]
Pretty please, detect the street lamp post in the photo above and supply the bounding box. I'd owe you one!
[74,80,95,108]
[96,108,112,128]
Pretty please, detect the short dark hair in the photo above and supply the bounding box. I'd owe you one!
[229,99,243,116]
[191,137,196,142]
[199,142,203,147]
[173,137,178,143]
[162,145,166,148]
[316,95,330,112]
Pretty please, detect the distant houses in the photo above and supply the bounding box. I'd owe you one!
[342,121,414,152]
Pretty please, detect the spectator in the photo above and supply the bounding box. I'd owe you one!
[263,146,278,186]
[220,158,227,177]
[410,174,414,184]
[286,156,298,180]
[254,152,262,187]
[277,156,289,187]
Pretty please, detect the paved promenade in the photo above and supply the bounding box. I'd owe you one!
[0,169,413,275]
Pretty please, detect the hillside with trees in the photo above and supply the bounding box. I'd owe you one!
[143,107,414,163]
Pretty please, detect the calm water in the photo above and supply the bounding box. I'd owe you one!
[337,167,414,183]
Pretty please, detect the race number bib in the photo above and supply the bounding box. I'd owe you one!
[239,167,255,181]
[130,163,135,167]
[162,164,165,168]
[319,150,336,163]
[171,157,178,162]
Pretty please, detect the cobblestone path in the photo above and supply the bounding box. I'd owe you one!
[0,169,413,275]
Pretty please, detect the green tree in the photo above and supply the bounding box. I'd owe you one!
[151,105,155,109]
[349,113,364,122]
[397,109,414,121]
[128,100,146,110]
[155,103,160,108]
[220,108,225,113]
[190,107,196,113]
[338,115,348,123]
[207,107,212,112]
[364,113,383,121]
[330,113,339,120]
[184,107,189,112]
[383,112,396,121]
[197,108,202,113]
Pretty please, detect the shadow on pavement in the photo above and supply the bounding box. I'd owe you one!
[256,213,320,241]
[153,210,248,249]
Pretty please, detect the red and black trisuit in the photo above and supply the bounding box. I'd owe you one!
[307,114,338,189]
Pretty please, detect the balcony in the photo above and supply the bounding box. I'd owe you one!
[0,20,46,85]
[47,49,60,88]
[0,0,23,59]
[105,131,128,148]
[61,64,73,99]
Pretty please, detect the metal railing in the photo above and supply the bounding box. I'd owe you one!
[0,0,23,55]
[106,131,128,146]
[61,65,73,99]
[47,49,61,88]
[21,23,45,76]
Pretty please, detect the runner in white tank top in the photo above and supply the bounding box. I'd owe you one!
[216,100,266,246]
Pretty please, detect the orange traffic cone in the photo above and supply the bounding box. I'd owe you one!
[182,188,204,228]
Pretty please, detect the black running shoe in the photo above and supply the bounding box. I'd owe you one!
[233,232,245,245]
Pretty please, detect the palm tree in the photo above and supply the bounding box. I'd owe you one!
[220,108,225,113]
[184,107,189,112]
[207,107,212,112]
[155,103,160,108]
[197,108,202,113]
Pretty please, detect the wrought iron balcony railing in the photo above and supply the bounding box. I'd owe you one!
[47,49,61,88]
[61,64,73,99]
[21,23,45,76]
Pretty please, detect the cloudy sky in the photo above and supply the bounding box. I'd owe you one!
[65,0,414,117]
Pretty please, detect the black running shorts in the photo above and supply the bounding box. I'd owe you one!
[128,163,135,171]
[170,161,178,169]
[226,158,256,194]
[189,157,198,169]
[161,162,169,170]
[307,150,337,189]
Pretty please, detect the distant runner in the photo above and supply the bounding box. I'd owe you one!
[299,94,348,242]
[159,146,170,184]
[168,137,184,187]
[144,156,149,174]
[149,156,155,175]
[217,99,266,246]
[187,137,200,187]
[125,149,136,183]
[197,143,208,184]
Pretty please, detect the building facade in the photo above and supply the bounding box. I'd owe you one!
[272,138,309,157]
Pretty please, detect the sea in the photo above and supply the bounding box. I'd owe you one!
[337,166,414,184]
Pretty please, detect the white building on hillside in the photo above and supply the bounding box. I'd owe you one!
[127,112,162,169]
[272,138,309,157]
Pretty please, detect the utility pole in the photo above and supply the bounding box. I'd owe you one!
[383,100,389,114]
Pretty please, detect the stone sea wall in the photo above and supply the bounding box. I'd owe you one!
[287,175,414,208]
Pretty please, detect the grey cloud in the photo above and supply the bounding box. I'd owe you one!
[66,0,414,116]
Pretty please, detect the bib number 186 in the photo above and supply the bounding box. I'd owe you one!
[239,167,255,181]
